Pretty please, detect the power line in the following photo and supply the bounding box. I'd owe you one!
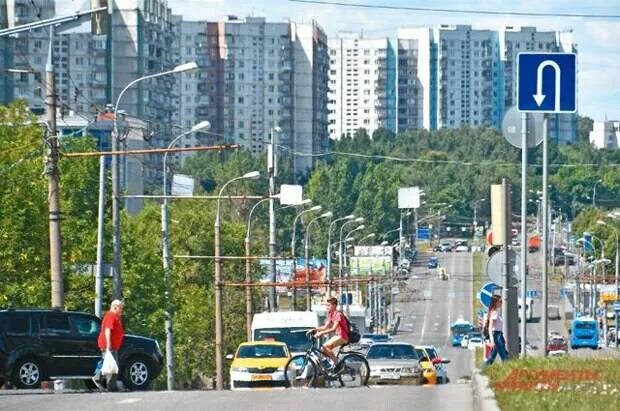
[288,0,620,19]
[276,145,620,169]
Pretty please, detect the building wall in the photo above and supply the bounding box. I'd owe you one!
[328,34,396,139]
[589,120,619,149]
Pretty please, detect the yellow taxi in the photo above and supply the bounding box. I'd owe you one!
[228,341,290,390]
[415,345,450,384]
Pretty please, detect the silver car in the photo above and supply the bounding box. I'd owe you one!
[365,343,422,385]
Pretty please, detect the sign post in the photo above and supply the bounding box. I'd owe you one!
[518,52,577,357]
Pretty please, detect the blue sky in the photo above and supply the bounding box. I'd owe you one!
[60,0,620,121]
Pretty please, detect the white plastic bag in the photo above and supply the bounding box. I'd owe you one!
[101,350,118,376]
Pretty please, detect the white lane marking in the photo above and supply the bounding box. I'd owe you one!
[116,398,143,405]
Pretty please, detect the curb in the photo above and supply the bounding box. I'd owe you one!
[471,368,501,411]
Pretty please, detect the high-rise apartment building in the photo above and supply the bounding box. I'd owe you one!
[436,25,503,129]
[327,33,396,139]
[200,16,328,175]
[1,0,55,112]
[500,26,577,144]
[589,120,619,149]
[397,28,435,130]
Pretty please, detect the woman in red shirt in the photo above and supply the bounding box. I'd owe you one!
[313,297,349,372]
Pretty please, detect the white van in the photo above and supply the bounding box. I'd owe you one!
[251,311,319,356]
[312,303,367,336]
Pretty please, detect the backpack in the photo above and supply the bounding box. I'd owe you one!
[343,314,361,343]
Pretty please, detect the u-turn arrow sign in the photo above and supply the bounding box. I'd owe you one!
[517,53,576,113]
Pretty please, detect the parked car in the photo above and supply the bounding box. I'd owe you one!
[0,309,163,390]
[427,257,439,269]
[359,334,391,349]
[414,345,450,384]
[227,341,290,390]
[467,334,484,349]
[454,240,469,252]
[366,343,422,385]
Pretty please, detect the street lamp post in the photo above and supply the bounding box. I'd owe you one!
[597,220,619,346]
[304,212,333,310]
[112,61,198,300]
[245,197,271,340]
[214,170,260,390]
[344,225,365,315]
[592,179,603,207]
[291,205,321,309]
[339,218,364,301]
[161,120,210,390]
[327,215,355,296]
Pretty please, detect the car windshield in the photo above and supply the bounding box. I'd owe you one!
[367,344,416,360]
[237,344,287,358]
[254,327,312,352]
[575,322,596,330]
[451,323,474,335]
[469,332,482,339]
[362,334,389,342]
[415,347,438,360]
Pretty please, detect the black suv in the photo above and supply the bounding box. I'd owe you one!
[0,309,163,390]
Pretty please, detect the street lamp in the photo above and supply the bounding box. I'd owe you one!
[592,179,603,207]
[361,233,376,244]
[160,120,210,390]
[243,196,271,340]
[214,170,260,390]
[597,219,619,347]
[280,198,312,211]
[290,205,321,309]
[304,211,333,309]
[343,224,365,314]
[110,61,199,300]
[327,214,355,296]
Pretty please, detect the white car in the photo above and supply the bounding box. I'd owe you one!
[460,334,470,348]
[455,244,469,252]
[468,336,484,349]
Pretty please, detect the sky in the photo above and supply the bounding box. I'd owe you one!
[58,0,620,121]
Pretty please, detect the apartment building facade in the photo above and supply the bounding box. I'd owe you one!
[200,16,328,174]
[589,120,619,149]
[327,33,396,139]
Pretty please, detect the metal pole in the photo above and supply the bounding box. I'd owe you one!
[214,197,224,390]
[501,179,510,352]
[45,25,64,310]
[520,112,528,357]
[111,112,122,300]
[268,129,277,311]
[95,156,105,318]
[542,114,549,357]
[414,208,419,248]
[245,236,252,340]
[305,225,311,311]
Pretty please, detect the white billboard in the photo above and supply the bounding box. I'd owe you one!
[398,187,421,209]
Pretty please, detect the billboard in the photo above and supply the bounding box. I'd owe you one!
[258,258,327,294]
[349,256,392,276]
[353,246,393,257]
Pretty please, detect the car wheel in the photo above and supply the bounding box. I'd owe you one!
[12,357,43,389]
[123,357,152,391]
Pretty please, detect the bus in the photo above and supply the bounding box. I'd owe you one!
[251,311,319,356]
[450,318,474,346]
[518,298,534,322]
[570,316,599,349]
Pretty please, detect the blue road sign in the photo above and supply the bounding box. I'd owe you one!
[416,227,431,240]
[526,290,539,298]
[614,302,620,312]
[479,282,501,309]
[518,53,576,113]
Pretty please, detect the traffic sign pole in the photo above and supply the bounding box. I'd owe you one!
[542,114,549,357]
[520,112,528,358]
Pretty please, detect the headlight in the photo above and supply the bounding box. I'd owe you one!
[401,367,413,374]
[231,367,249,372]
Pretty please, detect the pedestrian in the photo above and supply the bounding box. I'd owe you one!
[93,299,125,391]
[483,295,508,367]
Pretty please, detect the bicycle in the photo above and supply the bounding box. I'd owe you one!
[284,332,370,389]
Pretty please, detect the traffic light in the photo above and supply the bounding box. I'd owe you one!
[91,0,108,35]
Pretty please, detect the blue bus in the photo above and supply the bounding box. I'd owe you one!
[570,317,599,349]
[451,319,474,346]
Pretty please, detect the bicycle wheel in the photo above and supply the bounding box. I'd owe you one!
[337,352,369,388]
[284,354,318,389]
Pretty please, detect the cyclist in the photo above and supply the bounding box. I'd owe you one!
[311,296,350,372]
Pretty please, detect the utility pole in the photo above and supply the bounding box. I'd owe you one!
[541,114,549,357]
[519,112,528,357]
[45,26,64,310]
[268,127,279,311]
[95,156,106,317]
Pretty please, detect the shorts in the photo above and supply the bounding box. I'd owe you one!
[323,335,347,349]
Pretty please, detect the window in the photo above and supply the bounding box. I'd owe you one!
[70,315,99,337]
[5,315,29,335]
[42,314,71,334]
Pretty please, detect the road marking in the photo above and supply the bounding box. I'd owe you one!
[116,398,143,405]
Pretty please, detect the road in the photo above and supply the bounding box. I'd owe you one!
[395,250,474,381]
[1,250,476,411]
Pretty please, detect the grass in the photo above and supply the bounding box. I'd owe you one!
[484,357,620,411]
